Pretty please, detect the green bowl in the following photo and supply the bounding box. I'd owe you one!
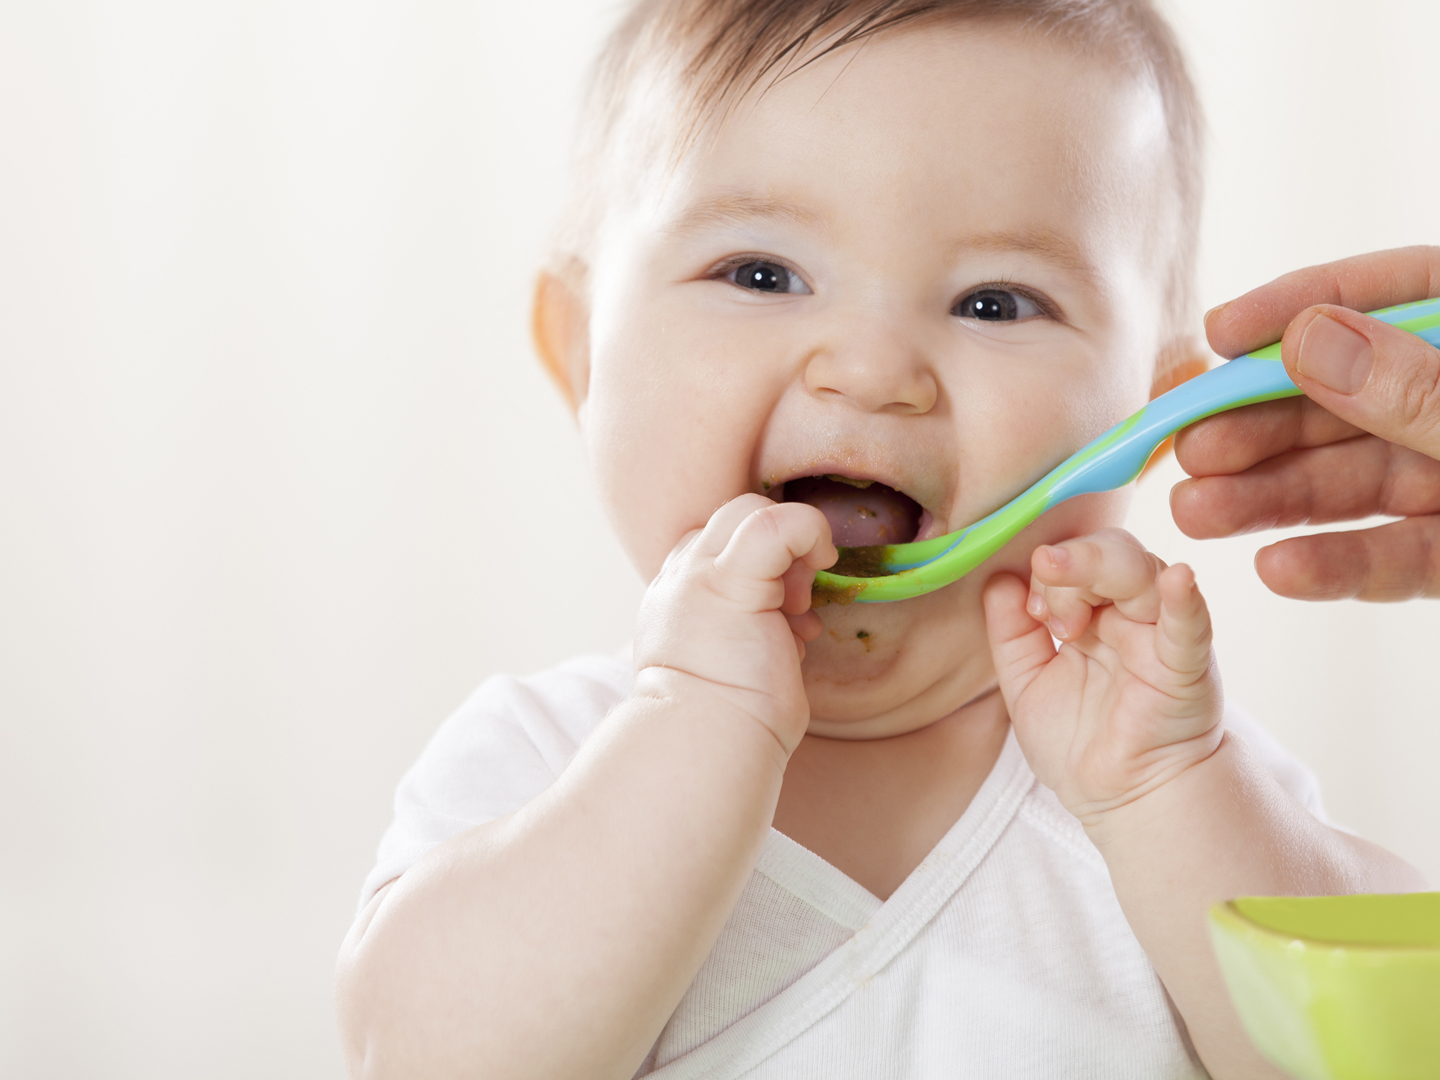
[1209,892,1440,1080]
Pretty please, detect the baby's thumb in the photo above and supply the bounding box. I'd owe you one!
[982,573,1055,706]
[1283,305,1440,460]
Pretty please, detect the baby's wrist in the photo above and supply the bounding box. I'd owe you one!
[632,664,807,759]
[1072,729,1230,848]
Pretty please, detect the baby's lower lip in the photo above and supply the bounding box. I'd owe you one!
[782,476,922,547]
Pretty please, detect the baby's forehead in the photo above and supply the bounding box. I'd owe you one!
[637,26,1174,266]
[631,21,1162,175]
[564,4,1200,339]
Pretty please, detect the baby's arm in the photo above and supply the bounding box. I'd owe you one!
[335,495,835,1080]
[984,530,1425,1080]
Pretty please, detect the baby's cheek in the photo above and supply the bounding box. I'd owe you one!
[582,383,718,579]
[583,309,787,580]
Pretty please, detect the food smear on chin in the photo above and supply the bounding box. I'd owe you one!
[783,475,922,548]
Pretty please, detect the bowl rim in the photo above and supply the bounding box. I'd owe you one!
[1210,897,1440,958]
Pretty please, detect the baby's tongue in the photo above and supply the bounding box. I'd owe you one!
[783,475,921,547]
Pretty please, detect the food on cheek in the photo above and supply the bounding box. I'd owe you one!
[783,475,922,547]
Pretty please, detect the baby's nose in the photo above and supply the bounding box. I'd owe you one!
[803,322,938,414]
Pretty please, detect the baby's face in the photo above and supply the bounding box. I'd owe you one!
[578,24,1174,737]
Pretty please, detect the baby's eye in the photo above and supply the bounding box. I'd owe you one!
[952,288,1042,322]
[726,260,811,295]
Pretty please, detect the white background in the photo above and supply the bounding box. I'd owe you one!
[2,1,1437,1075]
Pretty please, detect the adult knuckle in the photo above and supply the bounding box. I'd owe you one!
[1424,245,1440,298]
[1377,439,1406,513]
[1391,342,1440,435]
[1422,520,1440,599]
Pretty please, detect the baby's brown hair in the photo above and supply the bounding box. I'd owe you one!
[545,0,1205,387]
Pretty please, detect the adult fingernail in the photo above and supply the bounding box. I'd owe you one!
[1297,314,1372,394]
[1048,618,1066,639]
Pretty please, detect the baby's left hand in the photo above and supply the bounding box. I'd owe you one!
[983,528,1223,826]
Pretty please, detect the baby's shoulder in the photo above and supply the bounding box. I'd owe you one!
[430,652,633,777]
[360,654,632,907]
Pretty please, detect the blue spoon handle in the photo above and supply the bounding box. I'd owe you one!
[1048,354,1302,504]
[818,296,1440,604]
[1054,297,1440,504]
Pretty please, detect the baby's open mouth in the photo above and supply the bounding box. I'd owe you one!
[782,474,923,548]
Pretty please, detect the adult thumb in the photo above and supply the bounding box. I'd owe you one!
[1284,304,1440,459]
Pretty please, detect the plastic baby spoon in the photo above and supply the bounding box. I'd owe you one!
[813,297,1440,604]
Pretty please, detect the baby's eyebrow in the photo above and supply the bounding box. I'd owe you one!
[665,193,825,236]
[948,228,1099,283]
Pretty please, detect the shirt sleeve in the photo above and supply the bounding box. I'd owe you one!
[358,654,631,909]
[1222,700,1330,824]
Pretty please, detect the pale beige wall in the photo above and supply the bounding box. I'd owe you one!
[1,2,1436,1076]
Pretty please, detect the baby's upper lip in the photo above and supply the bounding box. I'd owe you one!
[774,464,908,493]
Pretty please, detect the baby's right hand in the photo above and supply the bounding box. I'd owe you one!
[632,495,837,753]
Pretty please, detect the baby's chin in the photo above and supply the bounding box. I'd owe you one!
[799,582,997,739]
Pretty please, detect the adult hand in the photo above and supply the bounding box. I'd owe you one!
[1170,246,1440,601]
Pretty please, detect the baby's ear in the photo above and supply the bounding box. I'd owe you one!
[1140,338,1213,478]
[531,258,591,413]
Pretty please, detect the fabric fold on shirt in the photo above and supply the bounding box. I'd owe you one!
[646,733,1035,1080]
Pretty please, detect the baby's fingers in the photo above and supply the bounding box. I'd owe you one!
[690,494,782,558]
[1156,564,1214,679]
[712,501,836,608]
[985,573,1059,704]
[780,558,820,616]
[1031,530,1166,639]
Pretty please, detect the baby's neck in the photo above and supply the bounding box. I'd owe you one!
[772,690,1010,901]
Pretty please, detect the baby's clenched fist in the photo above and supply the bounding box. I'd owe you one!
[632,495,837,752]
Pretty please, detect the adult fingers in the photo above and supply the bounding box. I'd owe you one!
[1173,396,1363,478]
[984,573,1057,706]
[1205,246,1440,359]
[1253,516,1440,602]
[1281,305,1440,462]
[1170,437,1440,539]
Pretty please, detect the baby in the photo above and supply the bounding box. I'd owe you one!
[336,1,1424,1077]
